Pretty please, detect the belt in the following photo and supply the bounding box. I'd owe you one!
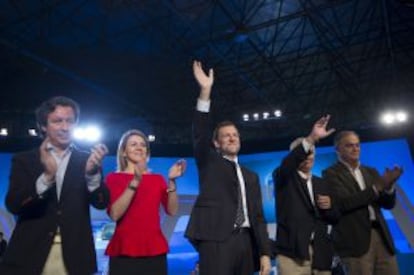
[232,227,250,234]
[371,220,381,229]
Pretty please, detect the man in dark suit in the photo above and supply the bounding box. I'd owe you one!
[185,61,271,275]
[0,96,109,275]
[323,130,402,275]
[273,116,340,275]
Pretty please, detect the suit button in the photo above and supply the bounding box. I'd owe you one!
[57,210,62,215]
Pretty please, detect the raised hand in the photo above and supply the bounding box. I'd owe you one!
[39,138,57,183]
[168,159,187,180]
[193,60,214,100]
[85,144,108,175]
[308,115,335,144]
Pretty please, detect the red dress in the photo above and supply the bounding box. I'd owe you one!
[105,172,169,257]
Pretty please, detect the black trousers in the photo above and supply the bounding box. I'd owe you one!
[109,254,167,275]
[198,229,255,275]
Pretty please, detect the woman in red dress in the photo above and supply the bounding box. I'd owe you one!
[105,129,186,275]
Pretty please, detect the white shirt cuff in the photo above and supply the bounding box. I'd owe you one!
[36,173,53,195]
[384,185,396,194]
[196,98,210,113]
[301,139,315,153]
[85,173,101,192]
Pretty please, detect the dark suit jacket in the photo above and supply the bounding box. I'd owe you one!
[0,239,7,258]
[322,162,396,258]
[185,111,271,270]
[1,148,109,275]
[273,145,340,270]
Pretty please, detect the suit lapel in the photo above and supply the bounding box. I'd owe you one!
[360,167,373,189]
[240,167,255,217]
[59,150,82,204]
[335,162,361,192]
[299,175,315,210]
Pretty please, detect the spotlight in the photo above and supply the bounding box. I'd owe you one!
[263,112,269,119]
[84,126,101,142]
[381,113,395,124]
[0,128,8,136]
[73,128,86,140]
[274,110,282,117]
[148,135,156,142]
[28,128,38,136]
[253,113,259,120]
[395,111,407,122]
[243,114,249,121]
[73,125,102,142]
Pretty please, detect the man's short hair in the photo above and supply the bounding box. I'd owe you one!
[35,96,80,137]
[212,120,238,141]
[333,130,359,147]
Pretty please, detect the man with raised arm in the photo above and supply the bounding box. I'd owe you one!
[273,115,340,275]
[185,61,271,275]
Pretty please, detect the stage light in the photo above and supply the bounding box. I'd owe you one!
[0,128,8,136]
[396,111,407,122]
[381,113,395,124]
[148,135,156,142]
[28,128,38,136]
[84,126,102,142]
[274,110,282,117]
[380,110,408,125]
[73,126,102,142]
[242,109,283,122]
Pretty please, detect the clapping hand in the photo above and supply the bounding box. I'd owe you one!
[39,138,57,183]
[379,165,403,191]
[168,159,187,180]
[133,162,146,183]
[85,144,108,175]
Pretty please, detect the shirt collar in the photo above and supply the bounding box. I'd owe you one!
[339,157,360,172]
[46,142,74,156]
[297,170,312,180]
[223,155,239,164]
